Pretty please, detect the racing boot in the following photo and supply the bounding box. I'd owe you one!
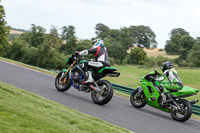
[161,93,167,105]
[82,71,94,84]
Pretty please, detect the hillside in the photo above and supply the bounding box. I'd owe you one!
[0,82,131,133]
[143,48,179,59]
[128,47,179,59]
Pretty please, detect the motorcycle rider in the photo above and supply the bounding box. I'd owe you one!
[155,61,183,104]
[75,39,110,84]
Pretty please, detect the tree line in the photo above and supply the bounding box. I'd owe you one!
[3,22,160,69]
[1,2,200,69]
[165,28,200,67]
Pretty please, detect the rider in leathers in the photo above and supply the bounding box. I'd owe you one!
[155,61,183,104]
[75,39,110,83]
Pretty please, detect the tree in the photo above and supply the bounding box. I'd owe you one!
[178,35,195,60]
[21,46,39,66]
[60,25,77,54]
[170,28,189,37]
[119,27,136,50]
[76,40,92,51]
[4,38,26,61]
[165,28,190,55]
[29,24,46,47]
[47,26,62,49]
[127,48,146,65]
[110,29,120,41]
[95,23,110,39]
[0,2,9,56]
[37,38,59,69]
[104,37,127,64]
[187,37,200,67]
[129,25,157,48]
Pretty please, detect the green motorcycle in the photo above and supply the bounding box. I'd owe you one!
[130,70,199,122]
[55,54,120,105]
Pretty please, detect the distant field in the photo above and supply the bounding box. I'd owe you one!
[9,29,24,34]
[0,82,131,133]
[144,48,179,59]
[128,47,179,59]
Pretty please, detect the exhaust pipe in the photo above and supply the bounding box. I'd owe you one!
[190,99,199,104]
[89,85,100,93]
[108,72,120,77]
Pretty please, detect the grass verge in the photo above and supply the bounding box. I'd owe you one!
[0,82,132,133]
[0,57,57,76]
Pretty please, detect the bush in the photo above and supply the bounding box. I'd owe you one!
[144,55,173,68]
[127,48,146,65]
[144,57,156,68]
[156,55,170,66]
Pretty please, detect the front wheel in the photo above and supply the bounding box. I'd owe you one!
[171,99,192,122]
[55,72,71,92]
[130,87,146,108]
[91,80,113,105]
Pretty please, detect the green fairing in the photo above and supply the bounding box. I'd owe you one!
[140,78,169,112]
[80,60,89,63]
[139,70,199,112]
[66,58,69,63]
[98,67,117,73]
[62,69,68,73]
[171,86,199,96]
[148,71,157,75]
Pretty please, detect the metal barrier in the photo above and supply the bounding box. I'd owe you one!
[192,104,200,115]
[112,83,134,94]
[112,83,200,116]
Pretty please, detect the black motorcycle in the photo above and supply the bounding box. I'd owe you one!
[55,54,120,105]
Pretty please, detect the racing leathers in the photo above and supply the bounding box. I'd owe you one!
[156,68,183,91]
[78,45,110,83]
[155,68,183,104]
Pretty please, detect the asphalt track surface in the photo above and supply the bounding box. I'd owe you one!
[0,60,200,133]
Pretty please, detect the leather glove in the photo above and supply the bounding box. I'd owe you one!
[75,51,80,56]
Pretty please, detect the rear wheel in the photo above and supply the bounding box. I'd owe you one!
[130,87,146,108]
[171,99,192,122]
[55,72,71,92]
[91,80,113,105]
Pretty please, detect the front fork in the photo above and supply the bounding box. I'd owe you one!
[59,60,77,84]
[59,70,71,84]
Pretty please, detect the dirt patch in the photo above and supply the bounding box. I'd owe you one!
[9,30,24,35]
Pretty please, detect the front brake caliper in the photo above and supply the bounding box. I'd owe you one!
[59,72,68,84]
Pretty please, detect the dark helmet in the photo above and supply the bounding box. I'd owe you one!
[162,61,173,72]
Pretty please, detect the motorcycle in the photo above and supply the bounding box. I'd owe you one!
[55,54,120,105]
[130,70,199,122]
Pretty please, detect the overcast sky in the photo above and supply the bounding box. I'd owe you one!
[2,0,200,48]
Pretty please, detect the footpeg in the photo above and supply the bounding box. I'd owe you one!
[190,99,198,104]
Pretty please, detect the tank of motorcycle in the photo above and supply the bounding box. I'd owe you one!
[62,69,68,72]
[171,86,199,96]
[66,58,69,64]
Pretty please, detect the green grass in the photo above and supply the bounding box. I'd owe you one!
[0,82,132,133]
